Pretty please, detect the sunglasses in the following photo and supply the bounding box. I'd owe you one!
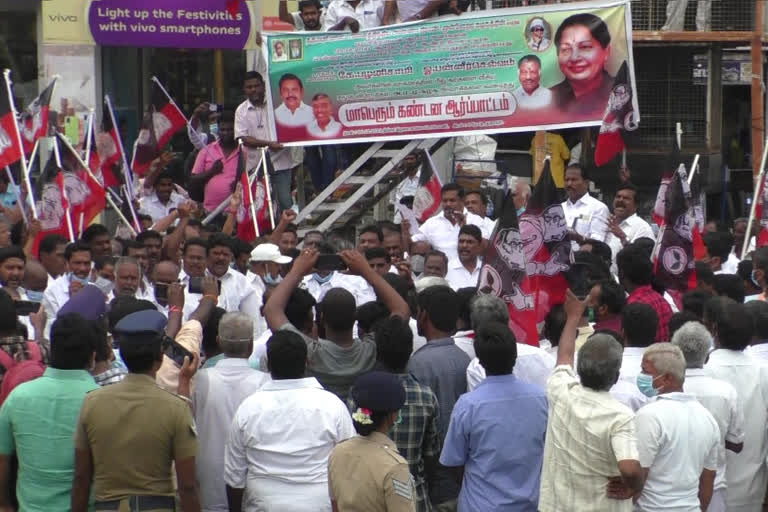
[532,27,544,32]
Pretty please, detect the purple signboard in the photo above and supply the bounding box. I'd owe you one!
[88,0,251,49]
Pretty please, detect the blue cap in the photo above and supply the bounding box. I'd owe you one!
[351,371,406,411]
[58,284,106,321]
[114,310,167,337]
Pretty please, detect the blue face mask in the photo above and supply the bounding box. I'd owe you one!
[312,272,333,284]
[70,274,89,286]
[208,123,219,138]
[636,373,658,398]
[517,207,526,217]
[25,290,44,302]
[263,273,280,286]
[752,270,761,288]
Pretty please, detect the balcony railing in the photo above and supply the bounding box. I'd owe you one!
[470,0,756,34]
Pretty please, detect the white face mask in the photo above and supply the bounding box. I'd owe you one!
[92,276,114,295]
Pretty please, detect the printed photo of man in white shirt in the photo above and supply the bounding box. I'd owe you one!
[274,74,315,128]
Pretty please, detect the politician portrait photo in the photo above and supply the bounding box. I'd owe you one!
[549,13,614,118]
[525,18,552,52]
[272,40,288,62]
[513,55,552,110]
[288,39,303,60]
[307,93,342,139]
[274,74,314,128]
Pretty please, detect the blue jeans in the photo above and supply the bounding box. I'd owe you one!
[270,168,293,211]
[304,145,338,194]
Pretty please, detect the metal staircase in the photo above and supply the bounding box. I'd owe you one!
[295,138,443,236]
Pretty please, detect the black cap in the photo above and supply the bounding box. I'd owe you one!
[352,371,406,411]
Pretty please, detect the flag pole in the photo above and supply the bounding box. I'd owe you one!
[239,141,261,238]
[3,69,36,219]
[743,135,768,258]
[78,211,85,236]
[4,166,27,225]
[151,76,215,159]
[23,139,39,219]
[52,138,75,242]
[687,154,700,186]
[84,108,94,166]
[104,95,141,233]
[201,156,266,225]
[56,132,137,237]
[260,148,276,229]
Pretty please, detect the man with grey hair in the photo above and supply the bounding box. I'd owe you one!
[540,290,644,511]
[466,294,554,390]
[634,343,720,511]
[112,256,141,298]
[672,321,745,512]
[182,312,269,512]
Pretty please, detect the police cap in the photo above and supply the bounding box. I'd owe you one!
[114,310,167,343]
[352,371,406,412]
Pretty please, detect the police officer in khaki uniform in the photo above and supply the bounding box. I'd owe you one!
[71,310,202,512]
[328,371,416,512]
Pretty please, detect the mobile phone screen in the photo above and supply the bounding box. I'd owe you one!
[162,337,194,367]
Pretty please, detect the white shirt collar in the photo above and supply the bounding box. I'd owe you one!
[262,377,323,391]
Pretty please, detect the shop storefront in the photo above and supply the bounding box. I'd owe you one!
[38,0,264,153]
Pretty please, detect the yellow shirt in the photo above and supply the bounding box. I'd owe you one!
[530,132,571,188]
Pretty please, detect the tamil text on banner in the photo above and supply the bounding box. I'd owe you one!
[264,0,637,146]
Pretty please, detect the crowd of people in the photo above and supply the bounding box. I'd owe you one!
[0,2,763,512]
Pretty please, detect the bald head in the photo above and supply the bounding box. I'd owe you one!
[23,260,49,292]
[152,260,180,285]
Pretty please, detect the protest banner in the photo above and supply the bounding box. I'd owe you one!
[264,0,637,146]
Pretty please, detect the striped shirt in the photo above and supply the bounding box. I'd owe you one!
[539,365,639,512]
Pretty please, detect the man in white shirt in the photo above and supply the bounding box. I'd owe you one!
[605,183,654,267]
[274,74,314,128]
[464,190,496,235]
[381,0,448,24]
[42,242,93,334]
[306,93,342,139]
[445,225,482,291]
[235,71,294,211]
[513,55,552,110]
[562,164,610,247]
[138,170,186,224]
[279,0,324,31]
[392,151,422,223]
[186,312,269,512]
[745,300,768,363]
[539,290,644,512]
[225,329,355,511]
[706,301,768,511]
[206,235,262,322]
[412,183,491,262]
[323,0,384,32]
[272,41,288,61]
[634,343,720,512]
[247,243,292,339]
[465,295,554,390]
[672,321,745,512]
[609,303,657,411]
[703,231,736,275]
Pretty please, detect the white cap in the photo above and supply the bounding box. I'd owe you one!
[530,19,545,30]
[250,243,293,264]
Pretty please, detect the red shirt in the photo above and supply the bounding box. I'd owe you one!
[627,285,673,342]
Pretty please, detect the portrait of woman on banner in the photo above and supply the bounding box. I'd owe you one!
[549,13,615,118]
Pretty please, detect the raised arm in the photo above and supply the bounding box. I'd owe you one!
[269,209,297,246]
[265,248,319,331]
[278,0,297,26]
[340,250,410,318]
[556,289,588,368]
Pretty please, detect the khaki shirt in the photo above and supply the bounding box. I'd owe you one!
[328,432,416,512]
[75,373,198,501]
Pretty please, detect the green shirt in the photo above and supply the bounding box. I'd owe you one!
[0,368,98,511]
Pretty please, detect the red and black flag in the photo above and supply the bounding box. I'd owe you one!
[236,148,271,242]
[653,164,699,293]
[132,81,186,176]
[652,132,682,226]
[55,134,107,237]
[594,61,639,167]
[97,100,124,189]
[19,78,56,155]
[478,184,539,346]
[31,143,69,254]
[520,159,571,328]
[0,76,23,170]
[412,150,443,223]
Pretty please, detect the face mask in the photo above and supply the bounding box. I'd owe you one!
[636,372,658,398]
[517,207,526,217]
[587,307,595,323]
[312,272,333,284]
[752,270,761,288]
[263,273,281,286]
[70,274,89,286]
[92,276,114,295]
[208,123,219,138]
[410,255,425,275]
[25,290,44,302]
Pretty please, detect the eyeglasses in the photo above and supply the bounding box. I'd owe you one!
[532,27,544,32]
